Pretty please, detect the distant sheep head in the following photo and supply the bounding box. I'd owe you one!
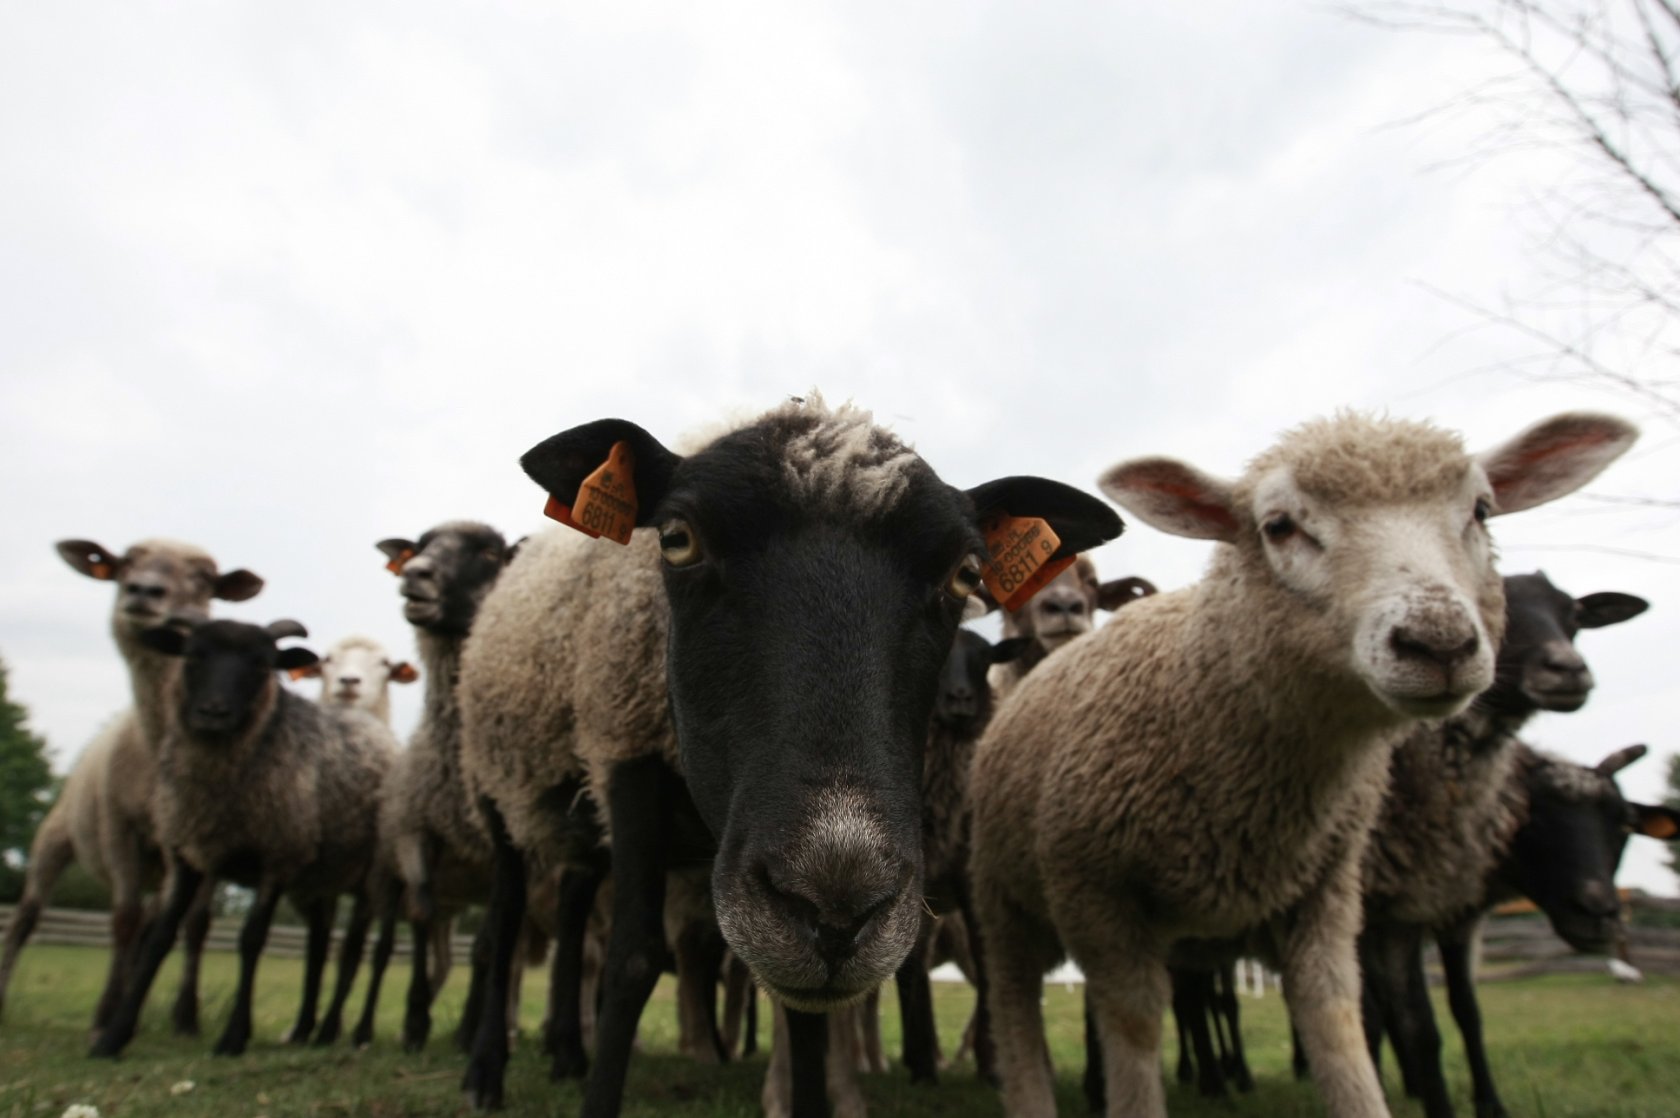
[140,618,317,743]
[57,538,263,642]
[377,521,511,638]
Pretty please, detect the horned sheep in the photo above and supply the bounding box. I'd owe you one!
[89,618,399,1059]
[968,411,1637,1118]
[0,539,262,1038]
[454,393,1121,1115]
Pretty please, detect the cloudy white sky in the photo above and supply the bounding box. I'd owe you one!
[3,2,1676,894]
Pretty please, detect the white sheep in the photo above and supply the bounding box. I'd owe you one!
[968,411,1636,1118]
[294,634,417,724]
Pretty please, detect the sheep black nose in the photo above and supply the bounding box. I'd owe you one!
[1390,625,1480,670]
[759,866,896,969]
[194,701,232,719]
[1540,645,1586,674]
[338,674,361,687]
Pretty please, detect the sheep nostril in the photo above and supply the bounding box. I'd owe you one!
[1390,626,1479,669]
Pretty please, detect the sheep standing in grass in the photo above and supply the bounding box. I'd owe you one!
[1359,572,1648,1118]
[0,539,262,1037]
[969,411,1636,1118]
[455,394,1121,1115]
[89,619,399,1058]
[370,522,519,1051]
[297,635,417,723]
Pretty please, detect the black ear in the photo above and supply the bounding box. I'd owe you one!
[521,419,682,528]
[1632,803,1680,841]
[376,538,416,563]
[139,626,187,656]
[989,637,1034,665]
[214,569,264,602]
[276,647,320,673]
[965,478,1123,560]
[507,536,530,565]
[57,539,123,581]
[1097,576,1157,612]
[1576,592,1649,629]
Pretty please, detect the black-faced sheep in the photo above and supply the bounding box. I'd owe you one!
[1357,571,1648,1118]
[968,411,1636,1118]
[455,394,1122,1115]
[0,539,262,1038]
[89,619,398,1059]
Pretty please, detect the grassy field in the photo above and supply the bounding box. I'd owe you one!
[0,945,1676,1117]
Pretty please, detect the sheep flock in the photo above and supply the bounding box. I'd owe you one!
[2,393,1677,1118]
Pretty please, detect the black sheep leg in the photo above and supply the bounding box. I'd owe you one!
[581,756,671,1118]
[214,882,284,1056]
[1212,961,1254,1091]
[1173,969,1227,1098]
[1368,924,1453,1118]
[463,801,528,1111]
[352,881,400,1047]
[787,1007,830,1118]
[286,897,334,1045]
[547,861,605,1080]
[455,923,493,1053]
[895,936,939,1084]
[89,858,204,1058]
[952,877,997,1085]
[171,874,215,1036]
[1082,994,1105,1112]
[1439,924,1508,1118]
[315,889,375,1045]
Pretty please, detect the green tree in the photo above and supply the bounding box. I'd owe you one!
[1667,753,1680,882]
[0,655,53,865]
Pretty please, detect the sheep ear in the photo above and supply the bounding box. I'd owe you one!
[139,626,187,656]
[1576,592,1648,629]
[506,536,529,565]
[57,539,123,581]
[990,637,1034,665]
[290,662,323,680]
[390,661,420,684]
[1477,413,1639,516]
[1632,804,1680,840]
[214,569,264,602]
[1098,458,1240,542]
[964,478,1123,558]
[1097,576,1156,612]
[1596,744,1648,777]
[521,420,682,533]
[377,538,417,575]
[276,647,319,672]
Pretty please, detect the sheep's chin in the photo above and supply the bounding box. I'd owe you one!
[762,981,877,1014]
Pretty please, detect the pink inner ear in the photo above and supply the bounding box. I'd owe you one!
[1154,479,1239,535]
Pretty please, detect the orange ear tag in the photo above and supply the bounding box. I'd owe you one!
[1645,814,1679,840]
[91,561,114,580]
[385,548,415,575]
[287,667,313,681]
[980,514,1075,613]
[542,441,638,546]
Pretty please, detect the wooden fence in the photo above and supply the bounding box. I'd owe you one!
[0,904,480,961]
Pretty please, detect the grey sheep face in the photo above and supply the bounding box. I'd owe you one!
[1000,556,1155,655]
[1507,745,1680,952]
[1481,572,1648,717]
[521,399,1123,1010]
[377,522,510,638]
[140,619,317,743]
[57,538,263,641]
[1099,413,1639,721]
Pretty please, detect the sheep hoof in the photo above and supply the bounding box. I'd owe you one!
[213,1025,251,1056]
[313,1018,342,1047]
[462,1054,507,1111]
[351,1024,375,1049]
[549,1044,589,1081]
[88,1028,129,1059]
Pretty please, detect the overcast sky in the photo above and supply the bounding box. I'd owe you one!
[3,2,1676,896]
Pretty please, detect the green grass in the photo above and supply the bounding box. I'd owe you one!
[1,946,1676,1116]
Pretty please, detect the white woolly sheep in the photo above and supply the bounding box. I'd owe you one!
[0,539,262,1038]
[89,618,399,1059]
[968,411,1636,1118]
[296,634,417,724]
[454,393,1121,1115]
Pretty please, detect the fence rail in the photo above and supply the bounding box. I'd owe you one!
[0,904,480,961]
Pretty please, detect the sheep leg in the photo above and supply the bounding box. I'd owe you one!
[674,914,728,1064]
[89,857,203,1058]
[1078,940,1168,1118]
[721,952,749,1057]
[214,881,283,1056]
[1291,1023,1310,1080]
[743,970,759,1057]
[952,876,998,1085]
[788,1007,831,1118]
[1083,997,1106,1112]
[0,811,74,1023]
[431,915,454,998]
[92,836,149,1035]
[314,889,375,1046]
[170,873,215,1036]
[1439,924,1508,1118]
[581,756,671,1118]
[403,910,436,1051]
[1387,926,1453,1118]
[1213,962,1253,1092]
[1170,968,1225,1098]
[352,880,401,1047]
[285,896,334,1045]
[1278,868,1388,1118]
[1167,979,1191,1085]
[462,800,528,1111]
[895,923,940,1083]
[454,922,493,1053]
[828,1004,868,1118]
[546,862,604,1078]
[977,899,1058,1118]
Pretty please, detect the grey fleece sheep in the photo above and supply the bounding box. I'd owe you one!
[0,538,262,1038]
[90,619,399,1059]
[969,411,1637,1118]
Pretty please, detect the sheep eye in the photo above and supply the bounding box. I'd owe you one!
[946,554,984,600]
[659,519,703,568]
[1473,497,1492,525]
[1262,514,1296,542]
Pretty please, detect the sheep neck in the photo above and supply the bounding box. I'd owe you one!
[114,626,182,753]
[416,629,466,759]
